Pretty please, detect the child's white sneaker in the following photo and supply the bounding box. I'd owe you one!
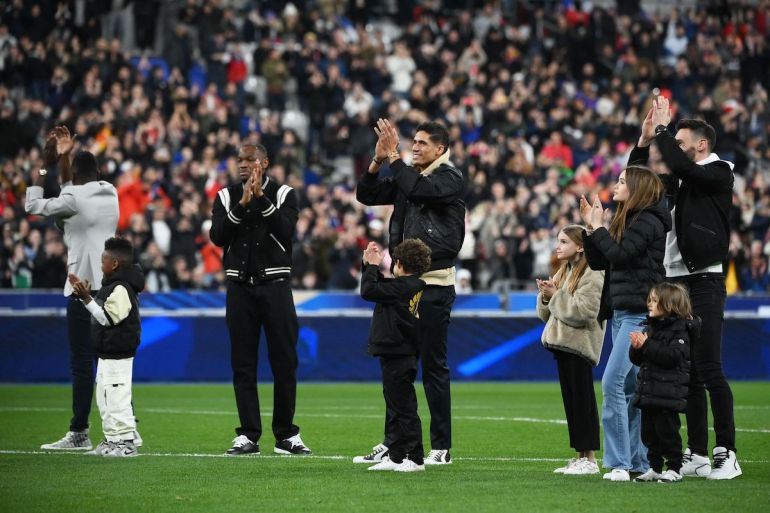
[680,448,711,477]
[563,458,599,475]
[634,469,662,482]
[707,447,742,480]
[393,459,425,472]
[657,470,682,482]
[602,469,630,481]
[553,458,577,473]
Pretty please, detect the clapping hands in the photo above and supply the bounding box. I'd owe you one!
[363,241,383,266]
[630,331,648,349]
[68,273,92,303]
[536,277,556,300]
[579,195,606,230]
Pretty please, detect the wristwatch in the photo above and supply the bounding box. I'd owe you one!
[38,168,48,176]
[655,124,668,135]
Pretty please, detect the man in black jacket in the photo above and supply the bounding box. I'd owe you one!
[354,119,465,465]
[210,143,311,457]
[630,97,741,480]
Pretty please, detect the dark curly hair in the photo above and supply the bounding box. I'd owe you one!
[392,238,431,276]
[104,236,134,265]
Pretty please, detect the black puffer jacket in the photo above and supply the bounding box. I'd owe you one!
[92,264,145,359]
[356,159,465,271]
[583,199,671,312]
[629,316,698,412]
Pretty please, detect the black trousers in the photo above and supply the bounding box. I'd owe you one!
[67,297,95,432]
[226,280,299,442]
[554,350,600,452]
[672,275,736,454]
[385,284,455,450]
[380,354,424,465]
[641,407,683,473]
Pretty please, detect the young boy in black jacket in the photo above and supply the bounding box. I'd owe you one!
[69,237,145,457]
[360,239,431,472]
[630,282,699,482]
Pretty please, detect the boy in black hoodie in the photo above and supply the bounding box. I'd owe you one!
[360,239,431,472]
[630,282,699,483]
[69,237,145,457]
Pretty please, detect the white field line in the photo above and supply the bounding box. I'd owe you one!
[2,406,769,433]
[0,450,767,465]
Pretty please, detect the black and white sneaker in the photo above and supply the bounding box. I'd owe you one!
[274,434,312,455]
[424,449,452,465]
[226,435,260,456]
[104,440,138,458]
[353,444,389,464]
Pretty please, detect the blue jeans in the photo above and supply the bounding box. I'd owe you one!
[601,310,649,471]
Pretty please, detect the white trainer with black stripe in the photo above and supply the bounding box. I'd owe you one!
[707,447,742,480]
[353,444,389,464]
[424,449,452,465]
[680,448,711,477]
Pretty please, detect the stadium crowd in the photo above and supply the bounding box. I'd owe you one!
[0,0,768,294]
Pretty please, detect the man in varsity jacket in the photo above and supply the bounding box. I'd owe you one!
[209,143,312,457]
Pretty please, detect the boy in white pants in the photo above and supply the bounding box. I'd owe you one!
[69,237,145,457]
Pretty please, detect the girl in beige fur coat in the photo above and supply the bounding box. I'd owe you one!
[536,225,605,476]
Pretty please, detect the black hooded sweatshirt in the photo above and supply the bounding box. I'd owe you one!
[91,264,145,359]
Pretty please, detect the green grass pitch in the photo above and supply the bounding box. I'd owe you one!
[1,382,768,513]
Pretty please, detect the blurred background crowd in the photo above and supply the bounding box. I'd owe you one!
[0,0,768,294]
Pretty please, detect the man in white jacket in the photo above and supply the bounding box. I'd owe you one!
[25,127,128,450]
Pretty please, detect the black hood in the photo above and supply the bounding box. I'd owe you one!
[103,264,146,293]
[645,315,701,337]
[644,197,673,232]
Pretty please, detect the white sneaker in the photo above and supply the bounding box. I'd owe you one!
[553,458,577,474]
[563,458,600,475]
[393,459,425,473]
[40,430,92,451]
[103,440,138,457]
[424,449,452,465]
[353,444,389,464]
[85,440,116,456]
[368,457,399,471]
[707,447,742,480]
[680,448,711,477]
[658,469,682,482]
[634,469,663,482]
[602,469,630,481]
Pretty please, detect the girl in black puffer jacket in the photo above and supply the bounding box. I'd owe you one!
[629,282,699,483]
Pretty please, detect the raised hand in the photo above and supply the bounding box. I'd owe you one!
[590,196,605,229]
[630,331,648,349]
[651,96,671,128]
[639,106,655,147]
[374,118,400,155]
[54,125,76,156]
[43,130,58,167]
[579,196,593,227]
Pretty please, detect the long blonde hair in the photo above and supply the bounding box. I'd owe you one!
[552,225,589,294]
[608,166,664,241]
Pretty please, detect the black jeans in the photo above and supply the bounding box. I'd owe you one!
[671,275,736,454]
[226,280,300,443]
[67,297,95,432]
[641,407,683,473]
[554,350,600,452]
[380,354,423,465]
[385,284,455,450]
